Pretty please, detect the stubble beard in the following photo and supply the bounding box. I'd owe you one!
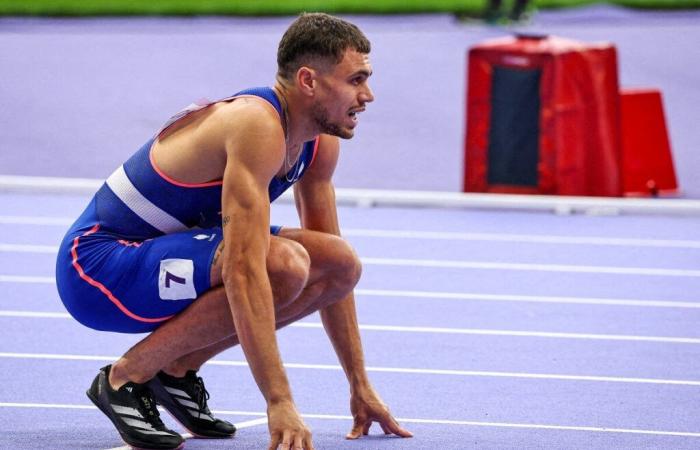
[311,101,353,139]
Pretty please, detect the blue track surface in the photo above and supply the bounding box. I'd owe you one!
[1,192,700,449]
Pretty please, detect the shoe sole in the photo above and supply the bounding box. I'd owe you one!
[87,388,185,450]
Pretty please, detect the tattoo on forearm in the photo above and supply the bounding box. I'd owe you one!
[222,215,231,227]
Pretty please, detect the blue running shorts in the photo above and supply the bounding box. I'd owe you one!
[56,199,281,333]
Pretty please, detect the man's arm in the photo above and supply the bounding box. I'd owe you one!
[219,103,313,450]
[293,136,365,381]
[293,134,412,439]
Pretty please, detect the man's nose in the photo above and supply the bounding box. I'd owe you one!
[361,85,375,104]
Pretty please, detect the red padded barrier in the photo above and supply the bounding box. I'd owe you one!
[620,89,678,197]
[465,34,623,196]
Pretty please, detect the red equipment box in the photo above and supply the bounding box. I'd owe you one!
[464,34,623,196]
[620,88,678,197]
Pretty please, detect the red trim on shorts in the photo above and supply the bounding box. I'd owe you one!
[71,224,173,324]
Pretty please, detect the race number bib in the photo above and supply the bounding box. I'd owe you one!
[158,259,197,300]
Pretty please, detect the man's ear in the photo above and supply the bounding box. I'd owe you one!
[296,67,316,96]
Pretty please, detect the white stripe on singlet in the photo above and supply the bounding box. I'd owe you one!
[106,165,187,234]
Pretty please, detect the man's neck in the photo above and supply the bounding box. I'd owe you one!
[273,81,319,147]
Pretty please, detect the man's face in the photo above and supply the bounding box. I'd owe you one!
[312,49,374,139]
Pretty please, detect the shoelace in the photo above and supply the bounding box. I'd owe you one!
[192,376,212,417]
[137,387,166,429]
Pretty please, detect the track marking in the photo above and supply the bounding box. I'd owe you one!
[362,257,700,277]
[3,241,699,277]
[235,417,268,427]
[0,215,73,226]
[4,257,700,286]
[0,311,71,318]
[292,322,700,344]
[2,235,700,255]
[343,228,700,249]
[104,417,267,450]
[0,243,56,253]
[2,275,698,309]
[3,310,699,345]
[2,352,699,386]
[10,247,700,277]
[0,274,54,283]
[355,288,700,308]
[1,402,699,438]
[2,214,699,249]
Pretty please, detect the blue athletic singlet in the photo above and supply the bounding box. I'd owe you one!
[55,87,319,333]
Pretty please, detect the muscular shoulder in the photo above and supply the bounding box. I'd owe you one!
[303,134,340,182]
[214,97,284,145]
[216,98,286,183]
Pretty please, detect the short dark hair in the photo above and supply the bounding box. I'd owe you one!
[277,13,371,81]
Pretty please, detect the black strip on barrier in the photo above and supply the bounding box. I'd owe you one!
[487,66,541,187]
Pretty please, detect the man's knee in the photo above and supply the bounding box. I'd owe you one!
[269,239,311,307]
[324,236,362,294]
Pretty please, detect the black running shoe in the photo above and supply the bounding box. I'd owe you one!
[149,370,236,438]
[86,365,184,450]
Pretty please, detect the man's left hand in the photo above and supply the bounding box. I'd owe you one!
[345,385,413,439]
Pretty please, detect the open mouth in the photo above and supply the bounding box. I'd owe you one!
[348,108,365,122]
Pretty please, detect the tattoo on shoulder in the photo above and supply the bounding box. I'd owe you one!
[222,216,231,227]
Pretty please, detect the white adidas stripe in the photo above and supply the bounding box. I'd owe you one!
[106,165,187,234]
[163,386,188,398]
[175,398,200,410]
[164,386,215,421]
[111,404,144,419]
[119,416,180,436]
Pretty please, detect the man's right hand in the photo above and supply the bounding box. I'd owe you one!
[267,401,314,450]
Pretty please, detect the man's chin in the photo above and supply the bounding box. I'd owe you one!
[324,126,354,140]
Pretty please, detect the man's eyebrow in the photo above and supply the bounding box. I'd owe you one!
[351,69,372,78]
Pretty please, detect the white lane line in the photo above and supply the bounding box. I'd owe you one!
[0,215,73,226]
[3,214,699,249]
[4,310,699,344]
[2,352,699,387]
[9,241,692,278]
[236,417,269,427]
[1,402,699,438]
[0,311,71,318]
[4,255,700,281]
[362,257,700,277]
[394,418,700,438]
[0,274,55,283]
[0,402,96,410]
[343,228,700,249]
[356,288,700,309]
[105,417,267,450]
[0,243,57,253]
[1,274,698,309]
[3,237,700,256]
[0,402,267,418]
[11,246,699,277]
[105,434,190,450]
[292,322,700,345]
[2,241,698,277]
